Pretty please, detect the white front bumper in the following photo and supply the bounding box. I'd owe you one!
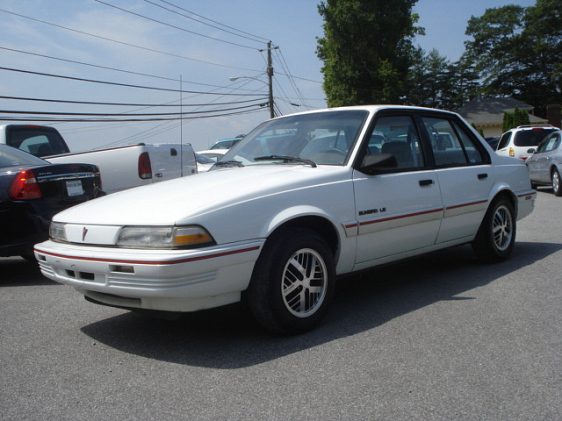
[34,239,264,312]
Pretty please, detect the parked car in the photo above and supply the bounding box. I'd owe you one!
[34,106,536,334]
[196,149,227,161]
[0,125,197,194]
[485,137,500,150]
[208,135,245,150]
[0,144,102,260]
[194,153,216,172]
[526,129,562,196]
[496,124,557,161]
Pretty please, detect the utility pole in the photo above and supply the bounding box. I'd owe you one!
[267,41,275,119]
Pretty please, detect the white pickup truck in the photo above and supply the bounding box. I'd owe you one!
[0,124,197,194]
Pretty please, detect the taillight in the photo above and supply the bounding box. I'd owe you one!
[9,170,42,200]
[509,147,514,157]
[138,152,152,180]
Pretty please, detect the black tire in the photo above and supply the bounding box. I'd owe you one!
[552,168,561,196]
[247,228,336,334]
[472,197,516,263]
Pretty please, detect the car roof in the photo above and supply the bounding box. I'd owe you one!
[279,105,460,119]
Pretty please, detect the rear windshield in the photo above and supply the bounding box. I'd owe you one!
[6,126,70,157]
[514,129,557,146]
[0,144,48,168]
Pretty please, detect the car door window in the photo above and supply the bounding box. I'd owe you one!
[422,117,485,167]
[364,115,425,170]
[497,132,511,150]
[544,134,560,152]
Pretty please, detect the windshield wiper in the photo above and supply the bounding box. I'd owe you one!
[214,160,244,168]
[254,155,317,167]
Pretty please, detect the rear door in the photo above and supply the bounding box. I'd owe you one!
[352,113,443,268]
[419,114,494,244]
[533,133,561,184]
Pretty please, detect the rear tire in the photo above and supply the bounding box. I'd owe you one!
[247,228,335,334]
[552,168,561,196]
[472,197,516,263]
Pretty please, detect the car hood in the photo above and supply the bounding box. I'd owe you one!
[53,165,349,226]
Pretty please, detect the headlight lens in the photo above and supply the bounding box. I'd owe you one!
[117,226,214,249]
[49,222,67,242]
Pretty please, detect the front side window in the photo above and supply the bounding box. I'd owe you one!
[362,115,425,170]
[422,117,485,166]
[222,110,368,166]
[537,133,561,153]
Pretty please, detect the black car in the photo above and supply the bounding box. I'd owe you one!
[0,144,102,260]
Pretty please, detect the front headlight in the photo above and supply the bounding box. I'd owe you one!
[50,222,67,242]
[117,226,215,249]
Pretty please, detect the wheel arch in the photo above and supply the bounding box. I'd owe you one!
[488,185,519,219]
[262,212,341,260]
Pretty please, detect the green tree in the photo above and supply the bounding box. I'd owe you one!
[446,53,481,109]
[316,0,423,106]
[465,0,562,117]
[502,106,531,132]
[406,49,480,110]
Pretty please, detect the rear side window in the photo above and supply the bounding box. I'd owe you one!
[513,129,557,147]
[422,116,486,167]
[6,127,70,157]
[497,132,512,150]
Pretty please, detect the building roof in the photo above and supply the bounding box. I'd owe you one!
[457,97,547,126]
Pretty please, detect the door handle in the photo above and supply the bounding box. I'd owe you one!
[478,173,488,180]
[419,179,434,186]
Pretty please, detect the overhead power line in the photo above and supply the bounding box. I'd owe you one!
[0,94,267,108]
[94,0,258,50]
[0,107,266,123]
[156,0,270,43]
[0,66,262,96]
[0,46,223,89]
[0,8,261,72]
[0,102,267,117]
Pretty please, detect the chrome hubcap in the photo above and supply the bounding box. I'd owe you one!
[493,205,513,251]
[281,248,327,318]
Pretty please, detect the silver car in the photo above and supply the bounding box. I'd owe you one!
[526,130,562,196]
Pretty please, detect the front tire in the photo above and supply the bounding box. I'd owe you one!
[552,168,561,196]
[472,197,516,263]
[247,228,336,334]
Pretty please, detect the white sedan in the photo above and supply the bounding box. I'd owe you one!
[35,106,536,334]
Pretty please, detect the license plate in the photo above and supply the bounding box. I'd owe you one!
[66,180,84,197]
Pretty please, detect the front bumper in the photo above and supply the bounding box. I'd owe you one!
[34,239,264,312]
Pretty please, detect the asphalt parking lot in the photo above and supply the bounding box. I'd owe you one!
[1,189,561,421]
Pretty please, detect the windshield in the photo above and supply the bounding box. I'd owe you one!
[220,110,368,167]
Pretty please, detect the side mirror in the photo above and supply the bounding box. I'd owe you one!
[358,153,398,175]
[527,148,536,154]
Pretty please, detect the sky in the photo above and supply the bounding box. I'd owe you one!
[0,0,537,152]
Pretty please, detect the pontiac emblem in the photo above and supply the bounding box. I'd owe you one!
[82,227,88,241]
